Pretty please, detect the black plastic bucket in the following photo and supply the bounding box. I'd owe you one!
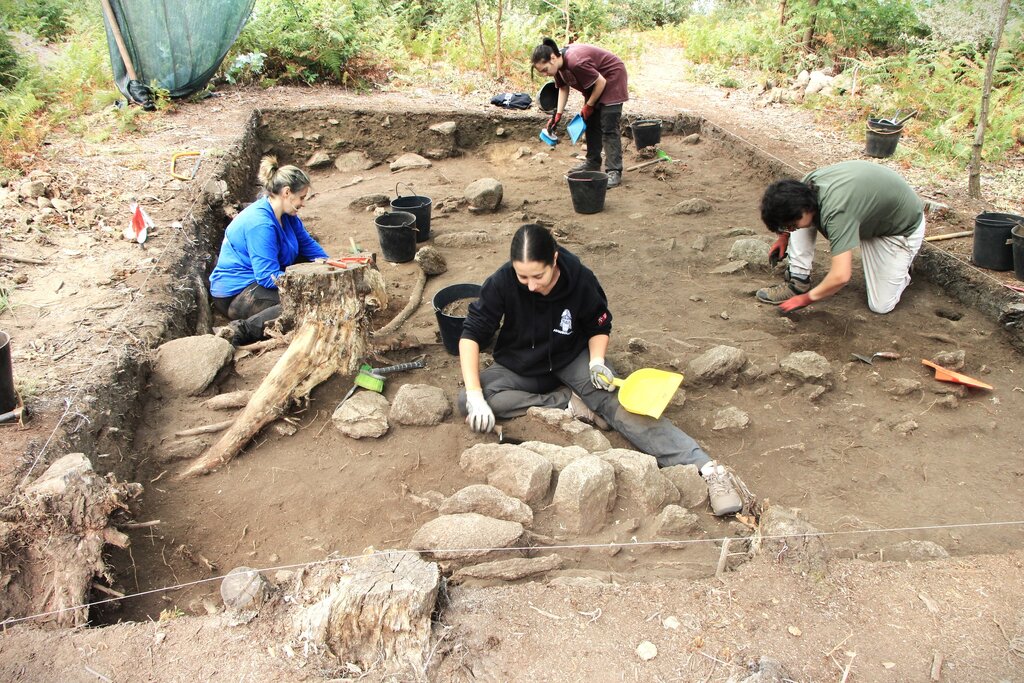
[566,170,608,214]
[537,82,558,114]
[375,211,418,263]
[432,283,482,355]
[390,188,433,243]
[631,119,662,149]
[1012,225,1024,282]
[865,118,903,158]
[0,331,16,413]
[972,212,1024,271]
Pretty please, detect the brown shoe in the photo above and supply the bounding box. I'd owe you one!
[566,392,610,431]
[756,272,810,304]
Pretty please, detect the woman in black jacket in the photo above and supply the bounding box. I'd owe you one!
[458,224,742,516]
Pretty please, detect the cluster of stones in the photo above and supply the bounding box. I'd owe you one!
[406,439,713,580]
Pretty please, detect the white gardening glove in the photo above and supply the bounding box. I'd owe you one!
[589,358,615,392]
[465,389,495,433]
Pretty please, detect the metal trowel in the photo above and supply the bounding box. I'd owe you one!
[851,351,901,365]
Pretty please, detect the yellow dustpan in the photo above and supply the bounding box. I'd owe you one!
[921,359,993,390]
[603,368,684,419]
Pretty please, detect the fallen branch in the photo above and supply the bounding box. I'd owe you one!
[373,270,427,337]
[625,157,667,172]
[200,390,253,411]
[0,253,47,265]
[119,519,160,529]
[174,419,234,438]
[924,230,973,242]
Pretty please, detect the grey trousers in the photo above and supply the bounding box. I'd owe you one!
[584,103,623,174]
[212,282,280,346]
[458,350,711,469]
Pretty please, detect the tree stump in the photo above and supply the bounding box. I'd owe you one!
[0,453,142,627]
[182,261,387,477]
[294,550,440,676]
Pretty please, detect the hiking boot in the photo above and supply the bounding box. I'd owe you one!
[702,463,742,516]
[606,170,621,188]
[566,392,610,431]
[213,320,245,346]
[569,160,600,174]
[756,272,811,304]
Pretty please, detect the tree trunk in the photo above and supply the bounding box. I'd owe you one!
[779,0,788,26]
[474,1,488,71]
[968,0,1011,199]
[181,261,387,477]
[803,0,819,49]
[495,0,504,78]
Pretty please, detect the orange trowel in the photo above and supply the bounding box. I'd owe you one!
[921,359,993,390]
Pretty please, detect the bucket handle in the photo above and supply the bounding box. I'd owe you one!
[396,182,418,199]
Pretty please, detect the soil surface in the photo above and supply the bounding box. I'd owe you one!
[1,46,1023,682]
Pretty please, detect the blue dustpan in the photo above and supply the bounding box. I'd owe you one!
[566,114,586,144]
[539,128,558,147]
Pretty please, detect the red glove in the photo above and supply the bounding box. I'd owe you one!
[768,233,790,268]
[581,103,595,121]
[778,293,812,313]
[547,112,562,133]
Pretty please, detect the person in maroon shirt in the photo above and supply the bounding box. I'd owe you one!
[532,37,629,188]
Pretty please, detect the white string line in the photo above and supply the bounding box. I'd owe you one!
[2,518,1021,629]
[17,198,202,487]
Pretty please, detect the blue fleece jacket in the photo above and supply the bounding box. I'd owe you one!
[209,197,328,298]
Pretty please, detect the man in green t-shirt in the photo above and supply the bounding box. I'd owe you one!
[756,160,926,314]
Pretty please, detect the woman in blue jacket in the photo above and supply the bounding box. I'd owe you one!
[458,224,743,516]
[209,156,327,345]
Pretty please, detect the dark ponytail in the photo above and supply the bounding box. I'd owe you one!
[511,224,558,265]
[530,37,561,66]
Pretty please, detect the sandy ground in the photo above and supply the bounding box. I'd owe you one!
[1,46,1023,682]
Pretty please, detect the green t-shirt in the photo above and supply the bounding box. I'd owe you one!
[804,160,924,256]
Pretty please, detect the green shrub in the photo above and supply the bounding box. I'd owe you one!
[0,0,73,42]
[0,30,23,89]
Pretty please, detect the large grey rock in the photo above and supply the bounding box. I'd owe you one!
[780,351,832,383]
[754,506,828,577]
[661,464,708,509]
[670,198,711,215]
[305,151,332,169]
[332,391,390,439]
[349,193,389,209]
[220,566,270,614]
[732,657,790,683]
[390,153,432,171]
[460,443,553,504]
[153,334,234,396]
[686,345,748,385]
[19,180,47,198]
[559,420,612,452]
[655,505,702,536]
[334,151,377,172]
[439,485,533,526]
[883,540,949,561]
[410,513,523,561]
[415,246,447,276]
[389,384,451,426]
[432,230,493,248]
[519,441,589,473]
[886,378,922,397]
[597,449,678,513]
[729,238,770,267]
[464,178,503,211]
[552,455,616,535]
[430,121,457,135]
[451,554,563,582]
[713,406,750,431]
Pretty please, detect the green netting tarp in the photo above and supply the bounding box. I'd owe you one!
[102,0,255,103]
